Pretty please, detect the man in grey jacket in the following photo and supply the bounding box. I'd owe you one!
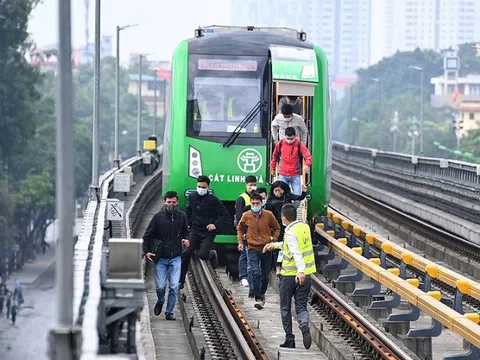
[271,103,308,144]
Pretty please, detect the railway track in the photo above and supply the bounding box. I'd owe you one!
[331,180,480,312]
[310,274,411,360]
[182,257,269,360]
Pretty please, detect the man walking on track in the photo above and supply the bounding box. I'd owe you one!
[263,203,316,349]
[237,193,280,310]
[143,191,190,320]
[179,175,230,289]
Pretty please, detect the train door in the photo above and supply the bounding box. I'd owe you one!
[267,45,319,221]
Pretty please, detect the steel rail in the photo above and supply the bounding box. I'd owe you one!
[312,275,412,360]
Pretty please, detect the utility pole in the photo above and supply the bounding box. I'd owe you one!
[409,65,424,154]
[349,86,353,144]
[49,0,81,358]
[370,77,381,149]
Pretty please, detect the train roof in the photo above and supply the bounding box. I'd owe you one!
[187,27,314,56]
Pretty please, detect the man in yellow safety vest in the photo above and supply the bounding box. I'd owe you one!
[263,203,316,349]
[235,175,257,294]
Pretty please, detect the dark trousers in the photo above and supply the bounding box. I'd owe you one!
[180,230,216,284]
[279,275,311,342]
[248,249,272,300]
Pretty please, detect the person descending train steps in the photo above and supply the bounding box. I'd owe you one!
[265,180,308,273]
[179,175,230,289]
[271,103,308,144]
[143,191,190,320]
[270,127,312,197]
[237,193,280,310]
[263,203,316,350]
[278,95,303,116]
[235,176,257,291]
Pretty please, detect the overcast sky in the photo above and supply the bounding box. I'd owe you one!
[29,0,232,61]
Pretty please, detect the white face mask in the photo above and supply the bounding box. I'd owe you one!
[285,138,295,144]
[249,185,257,192]
[197,187,208,196]
[262,199,266,206]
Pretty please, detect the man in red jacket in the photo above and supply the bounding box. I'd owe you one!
[270,127,312,196]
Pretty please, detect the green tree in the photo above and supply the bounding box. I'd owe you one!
[333,45,477,158]
[0,0,44,251]
[0,0,42,170]
[460,128,480,159]
[457,43,480,76]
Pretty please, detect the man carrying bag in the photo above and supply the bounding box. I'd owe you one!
[143,191,190,320]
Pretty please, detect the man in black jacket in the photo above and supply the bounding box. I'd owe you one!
[179,175,230,288]
[143,191,190,320]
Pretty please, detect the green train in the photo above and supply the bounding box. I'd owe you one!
[162,25,331,246]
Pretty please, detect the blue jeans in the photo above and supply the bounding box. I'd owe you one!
[154,256,181,315]
[248,249,273,300]
[238,242,253,288]
[279,174,301,195]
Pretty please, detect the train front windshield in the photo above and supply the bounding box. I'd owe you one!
[187,55,268,143]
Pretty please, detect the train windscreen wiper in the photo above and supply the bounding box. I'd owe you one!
[222,100,266,148]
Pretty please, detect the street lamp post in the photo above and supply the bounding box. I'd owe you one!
[137,55,143,156]
[153,69,157,136]
[114,23,138,168]
[49,1,81,358]
[370,77,381,149]
[137,53,153,156]
[409,65,424,155]
[90,0,101,198]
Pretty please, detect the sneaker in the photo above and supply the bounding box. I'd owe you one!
[165,313,176,321]
[248,289,254,298]
[302,329,312,349]
[210,250,219,269]
[154,301,163,316]
[280,340,295,348]
[240,279,249,287]
[254,298,265,310]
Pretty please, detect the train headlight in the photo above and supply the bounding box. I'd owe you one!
[189,146,203,178]
[301,65,315,79]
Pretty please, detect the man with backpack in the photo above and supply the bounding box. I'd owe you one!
[270,127,312,196]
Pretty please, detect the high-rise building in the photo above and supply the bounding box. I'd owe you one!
[371,0,480,64]
[230,0,372,77]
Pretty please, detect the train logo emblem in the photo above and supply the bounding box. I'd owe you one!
[237,148,262,173]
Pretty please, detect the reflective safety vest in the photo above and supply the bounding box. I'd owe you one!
[240,192,251,207]
[280,222,316,276]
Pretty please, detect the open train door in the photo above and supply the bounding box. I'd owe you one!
[269,45,319,222]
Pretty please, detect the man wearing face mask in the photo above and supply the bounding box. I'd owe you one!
[263,203,316,350]
[270,127,312,197]
[237,193,280,310]
[143,191,190,320]
[235,175,257,290]
[271,103,308,144]
[266,181,308,274]
[179,175,230,289]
